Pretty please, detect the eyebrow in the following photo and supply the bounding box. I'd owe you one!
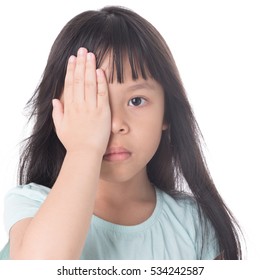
[126,82,156,92]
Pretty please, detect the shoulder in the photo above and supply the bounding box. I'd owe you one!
[156,188,201,238]
[5,182,51,201]
[4,183,50,234]
[156,188,220,259]
[158,188,200,222]
[158,188,215,235]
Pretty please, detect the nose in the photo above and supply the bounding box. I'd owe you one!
[111,109,129,135]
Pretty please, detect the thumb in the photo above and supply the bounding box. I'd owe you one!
[52,99,64,129]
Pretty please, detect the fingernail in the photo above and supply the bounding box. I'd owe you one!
[68,55,75,63]
[87,53,94,61]
[52,99,57,107]
[78,47,86,56]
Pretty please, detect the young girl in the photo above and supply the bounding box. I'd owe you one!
[0,6,242,260]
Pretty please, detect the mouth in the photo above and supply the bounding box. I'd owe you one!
[103,147,131,162]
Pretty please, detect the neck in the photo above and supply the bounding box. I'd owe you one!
[94,170,156,225]
[96,170,154,205]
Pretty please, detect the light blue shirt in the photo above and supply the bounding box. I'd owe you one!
[0,183,219,259]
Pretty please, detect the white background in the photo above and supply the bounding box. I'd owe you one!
[0,0,259,259]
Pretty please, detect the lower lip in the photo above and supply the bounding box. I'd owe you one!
[103,152,131,162]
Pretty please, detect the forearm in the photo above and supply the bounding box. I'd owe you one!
[15,151,102,259]
[12,48,110,260]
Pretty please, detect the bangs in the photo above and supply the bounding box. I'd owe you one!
[96,42,149,83]
[67,8,159,83]
[89,17,152,83]
[94,21,151,83]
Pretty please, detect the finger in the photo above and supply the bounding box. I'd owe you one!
[96,69,109,107]
[74,48,88,103]
[52,99,64,129]
[63,55,76,108]
[85,52,97,107]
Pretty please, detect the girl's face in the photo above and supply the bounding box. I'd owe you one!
[100,55,167,184]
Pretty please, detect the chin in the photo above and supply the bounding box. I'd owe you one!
[100,166,147,185]
[100,173,134,184]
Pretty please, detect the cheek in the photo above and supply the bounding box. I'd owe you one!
[138,107,165,136]
[135,119,164,155]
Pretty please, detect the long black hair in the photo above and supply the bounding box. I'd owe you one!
[19,6,242,259]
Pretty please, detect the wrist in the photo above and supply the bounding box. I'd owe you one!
[65,149,104,161]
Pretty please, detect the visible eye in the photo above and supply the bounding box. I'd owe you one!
[128,97,147,107]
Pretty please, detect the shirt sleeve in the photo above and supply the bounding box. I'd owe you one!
[3,183,50,234]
